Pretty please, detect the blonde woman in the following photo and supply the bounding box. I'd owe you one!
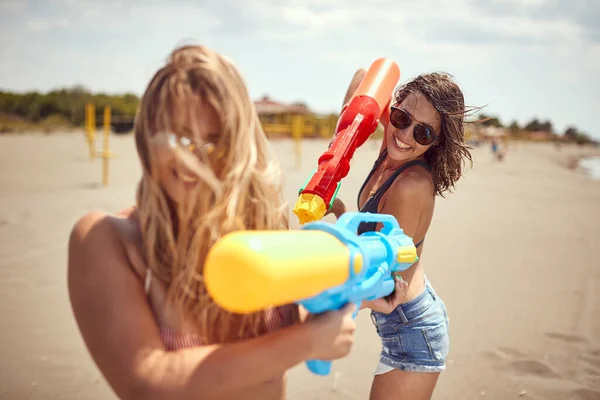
[67,45,356,400]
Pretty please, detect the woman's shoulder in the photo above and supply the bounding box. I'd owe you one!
[68,207,142,277]
[390,163,434,199]
[69,206,138,245]
[69,210,116,251]
[378,164,435,234]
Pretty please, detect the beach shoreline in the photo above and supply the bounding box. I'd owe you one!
[548,144,600,175]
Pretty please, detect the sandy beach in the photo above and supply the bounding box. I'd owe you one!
[0,132,599,400]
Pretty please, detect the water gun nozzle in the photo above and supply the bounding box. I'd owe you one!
[293,193,328,225]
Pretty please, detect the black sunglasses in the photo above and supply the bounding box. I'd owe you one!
[389,106,439,146]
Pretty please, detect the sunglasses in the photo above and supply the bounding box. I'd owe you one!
[389,106,439,146]
[150,132,220,175]
[151,132,218,157]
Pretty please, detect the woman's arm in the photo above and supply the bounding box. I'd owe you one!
[68,212,356,400]
[342,68,367,108]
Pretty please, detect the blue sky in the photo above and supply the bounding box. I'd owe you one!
[1,0,598,139]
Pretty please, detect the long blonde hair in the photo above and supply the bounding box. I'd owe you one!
[133,45,290,344]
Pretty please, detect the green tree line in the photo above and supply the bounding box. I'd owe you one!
[476,113,596,145]
[0,86,139,127]
[0,87,596,145]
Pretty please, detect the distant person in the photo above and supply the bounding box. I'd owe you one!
[328,70,474,399]
[490,136,507,162]
[67,44,357,400]
[491,136,499,158]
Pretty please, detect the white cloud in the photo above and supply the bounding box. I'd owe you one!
[0,0,26,12]
[25,17,71,32]
[126,3,221,31]
[0,0,598,138]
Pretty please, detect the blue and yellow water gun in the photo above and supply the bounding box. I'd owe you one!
[204,212,418,376]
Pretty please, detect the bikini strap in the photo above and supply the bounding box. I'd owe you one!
[371,159,431,202]
[357,149,389,209]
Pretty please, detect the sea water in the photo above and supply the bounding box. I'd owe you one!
[579,157,600,180]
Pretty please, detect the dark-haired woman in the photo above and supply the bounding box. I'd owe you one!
[330,70,474,400]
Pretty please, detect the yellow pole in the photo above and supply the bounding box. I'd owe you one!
[84,104,89,143]
[102,105,111,186]
[89,104,97,160]
[291,114,303,170]
[88,103,96,160]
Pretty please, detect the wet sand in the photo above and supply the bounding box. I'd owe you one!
[0,133,599,399]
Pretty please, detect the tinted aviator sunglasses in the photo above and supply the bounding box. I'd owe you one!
[389,106,439,146]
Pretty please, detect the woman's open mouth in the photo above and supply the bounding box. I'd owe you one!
[393,135,413,152]
[172,167,199,188]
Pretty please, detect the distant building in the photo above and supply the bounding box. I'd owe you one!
[254,95,311,116]
[480,126,507,138]
[252,95,337,139]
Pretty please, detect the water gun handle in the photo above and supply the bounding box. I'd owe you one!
[304,301,360,376]
[337,211,399,235]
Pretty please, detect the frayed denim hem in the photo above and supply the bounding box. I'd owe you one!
[379,355,446,373]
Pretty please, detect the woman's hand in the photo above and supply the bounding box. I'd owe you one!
[304,303,357,361]
[362,275,408,314]
[324,197,347,219]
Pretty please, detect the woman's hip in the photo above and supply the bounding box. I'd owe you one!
[370,282,450,372]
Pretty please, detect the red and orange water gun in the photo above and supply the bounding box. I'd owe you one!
[293,58,401,225]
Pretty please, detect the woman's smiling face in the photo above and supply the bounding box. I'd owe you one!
[385,90,441,162]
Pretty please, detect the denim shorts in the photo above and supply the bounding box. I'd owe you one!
[370,282,450,373]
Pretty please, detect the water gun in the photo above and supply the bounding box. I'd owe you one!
[204,212,418,376]
[292,58,401,225]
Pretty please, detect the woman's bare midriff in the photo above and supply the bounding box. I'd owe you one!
[397,257,427,303]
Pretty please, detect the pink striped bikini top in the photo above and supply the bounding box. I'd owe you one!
[145,269,293,351]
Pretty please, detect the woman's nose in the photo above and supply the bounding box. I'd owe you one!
[398,125,414,141]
